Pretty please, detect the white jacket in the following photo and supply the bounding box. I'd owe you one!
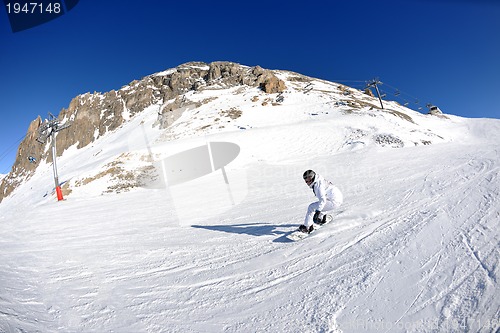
[309,173,343,211]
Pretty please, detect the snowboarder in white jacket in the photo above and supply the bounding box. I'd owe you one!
[299,170,343,233]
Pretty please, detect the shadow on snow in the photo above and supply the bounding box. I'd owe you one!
[191,223,297,241]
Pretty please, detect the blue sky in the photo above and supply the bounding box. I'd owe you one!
[1,0,499,173]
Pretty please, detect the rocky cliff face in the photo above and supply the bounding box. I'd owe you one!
[0,61,286,202]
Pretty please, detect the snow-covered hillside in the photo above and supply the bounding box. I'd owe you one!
[0,70,499,332]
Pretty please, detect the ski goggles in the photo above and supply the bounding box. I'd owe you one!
[304,176,314,185]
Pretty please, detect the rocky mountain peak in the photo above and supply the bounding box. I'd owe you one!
[0,62,286,201]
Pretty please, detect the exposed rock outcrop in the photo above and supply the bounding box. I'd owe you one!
[0,61,286,202]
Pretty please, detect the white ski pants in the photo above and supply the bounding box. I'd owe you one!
[304,196,343,228]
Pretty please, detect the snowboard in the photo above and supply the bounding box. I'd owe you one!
[286,214,333,241]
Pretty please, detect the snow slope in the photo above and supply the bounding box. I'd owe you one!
[0,75,499,332]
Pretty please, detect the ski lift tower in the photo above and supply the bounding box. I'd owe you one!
[36,112,71,201]
[366,78,384,109]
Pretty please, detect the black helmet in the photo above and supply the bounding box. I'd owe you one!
[303,170,316,185]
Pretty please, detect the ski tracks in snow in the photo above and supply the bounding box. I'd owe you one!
[1,126,499,332]
[331,144,500,332]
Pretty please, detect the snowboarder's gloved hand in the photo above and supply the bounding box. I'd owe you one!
[313,210,322,224]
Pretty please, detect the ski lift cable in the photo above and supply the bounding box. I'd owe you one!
[383,82,421,102]
[374,82,430,112]
[380,82,407,98]
[331,80,369,89]
[0,135,27,174]
[331,80,367,83]
[381,82,432,109]
[310,77,430,109]
[0,134,26,161]
[331,80,366,90]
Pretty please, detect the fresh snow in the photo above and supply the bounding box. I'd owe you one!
[0,78,499,333]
